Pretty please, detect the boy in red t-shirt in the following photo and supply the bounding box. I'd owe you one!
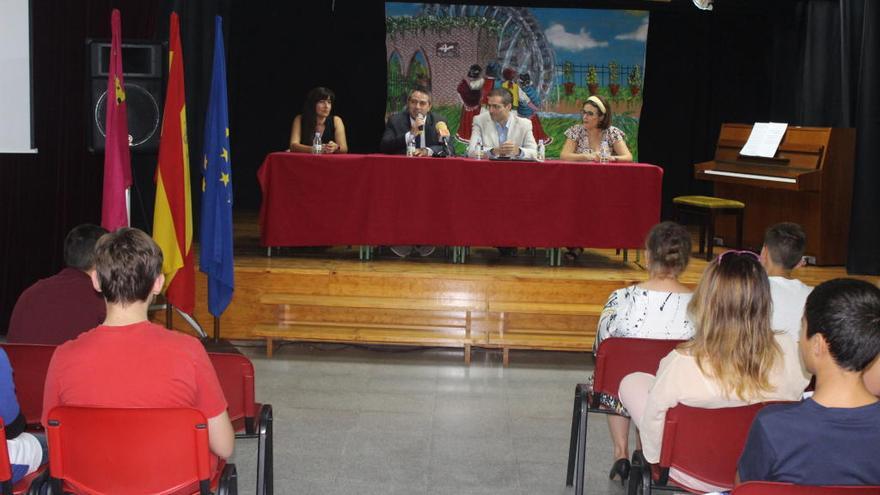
[42,228,234,462]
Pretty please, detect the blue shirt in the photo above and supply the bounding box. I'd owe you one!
[493,116,511,144]
[0,349,32,483]
[738,398,880,485]
[489,115,523,158]
[0,349,21,424]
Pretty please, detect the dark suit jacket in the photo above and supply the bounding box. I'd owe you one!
[380,111,450,156]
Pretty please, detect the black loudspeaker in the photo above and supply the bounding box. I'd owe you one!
[87,40,164,153]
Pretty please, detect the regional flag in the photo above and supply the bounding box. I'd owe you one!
[101,9,132,231]
[199,16,234,317]
[153,12,194,314]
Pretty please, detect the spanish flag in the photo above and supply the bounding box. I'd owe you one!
[153,12,194,314]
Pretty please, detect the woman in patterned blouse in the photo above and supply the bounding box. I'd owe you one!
[560,95,633,162]
[593,221,695,484]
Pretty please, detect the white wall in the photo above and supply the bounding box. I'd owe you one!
[0,0,35,153]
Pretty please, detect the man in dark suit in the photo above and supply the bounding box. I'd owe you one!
[380,87,450,157]
[379,87,447,258]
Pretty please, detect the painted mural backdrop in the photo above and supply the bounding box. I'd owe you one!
[385,3,648,159]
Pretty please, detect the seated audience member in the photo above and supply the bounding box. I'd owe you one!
[289,86,347,154]
[380,87,449,157]
[593,221,696,483]
[618,251,810,493]
[467,88,538,160]
[0,348,44,483]
[559,95,633,163]
[41,228,234,467]
[738,278,880,485]
[760,222,812,341]
[7,223,108,345]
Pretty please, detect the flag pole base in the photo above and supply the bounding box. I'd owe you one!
[149,303,207,339]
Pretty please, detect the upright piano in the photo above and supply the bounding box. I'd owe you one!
[695,123,855,265]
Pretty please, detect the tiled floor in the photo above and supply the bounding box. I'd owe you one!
[228,342,641,495]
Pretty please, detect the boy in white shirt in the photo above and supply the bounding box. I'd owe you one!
[759,222,812,341]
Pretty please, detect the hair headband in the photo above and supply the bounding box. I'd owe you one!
[586,96,606,114]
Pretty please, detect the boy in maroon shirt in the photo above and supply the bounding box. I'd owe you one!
[7,224,107,344]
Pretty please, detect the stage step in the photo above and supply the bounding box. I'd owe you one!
[253,292,604,366]
[488,301,603,315]
[183,251,648,364]
[256,293,480,363]
[254,322,474,363]
[260,293,485,312]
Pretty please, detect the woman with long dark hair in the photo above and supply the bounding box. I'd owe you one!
[288,86,348,154]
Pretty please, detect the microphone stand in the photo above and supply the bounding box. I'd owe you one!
[434,136,451,157]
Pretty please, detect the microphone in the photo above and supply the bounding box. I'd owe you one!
[416,113,425,133]
[436,121,450,144]
[435,121,452,157]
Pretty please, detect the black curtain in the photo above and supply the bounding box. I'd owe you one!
[640,0,880,274]
[0,1,162,332]
[844,0,880,274]
[0,0,231,333]
[227,1,389,212]
[639,3,794,219]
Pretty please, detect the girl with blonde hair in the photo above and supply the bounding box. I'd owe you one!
[618,251,810,493]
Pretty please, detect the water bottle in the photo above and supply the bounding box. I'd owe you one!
[312,132,323,154]
[474,138,484,160]
[536,139,545,162]
[406,136,416,157]
[599,141,610,163]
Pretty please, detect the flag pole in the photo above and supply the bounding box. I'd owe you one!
[213,316,220,343]
[165,302,173,329]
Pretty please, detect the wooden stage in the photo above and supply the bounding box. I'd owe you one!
[177,212,876,365]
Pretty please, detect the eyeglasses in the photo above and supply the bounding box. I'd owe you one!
[715,249,759,263]
[582,110,597,117]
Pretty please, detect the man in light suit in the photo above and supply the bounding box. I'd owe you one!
[467,88,538,160]
[380,87,449,157]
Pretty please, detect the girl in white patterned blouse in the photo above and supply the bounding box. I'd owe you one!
[592,221,695,484]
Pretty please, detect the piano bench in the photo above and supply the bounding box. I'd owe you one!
[672,195,744,261]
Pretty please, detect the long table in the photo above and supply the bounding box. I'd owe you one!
[257,152,662,249]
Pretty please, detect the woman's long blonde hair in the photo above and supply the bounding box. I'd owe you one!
[680,251,781,400]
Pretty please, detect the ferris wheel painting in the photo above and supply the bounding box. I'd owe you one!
[385,3,648,159]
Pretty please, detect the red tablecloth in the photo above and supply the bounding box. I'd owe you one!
[257,153,662,248]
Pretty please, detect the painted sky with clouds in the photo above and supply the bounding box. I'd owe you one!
[386,4,648,67]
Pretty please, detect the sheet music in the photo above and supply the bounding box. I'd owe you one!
[740,122,788,158]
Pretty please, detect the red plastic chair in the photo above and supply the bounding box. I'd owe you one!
[733,481,880,494]
[629,403,773,494]
[45,406,237,495]
[0,420,46,495]
[208,352,272,495]
[0,344,57,430]
[565,337,686,495]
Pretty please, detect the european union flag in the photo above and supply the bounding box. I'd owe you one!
[199,16,234,317]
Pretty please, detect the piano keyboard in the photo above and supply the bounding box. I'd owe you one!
[704,170,797,184]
